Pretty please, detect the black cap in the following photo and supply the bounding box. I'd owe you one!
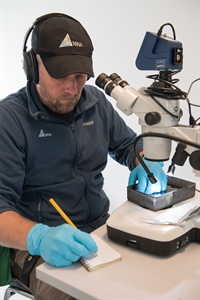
[32,15,94,78]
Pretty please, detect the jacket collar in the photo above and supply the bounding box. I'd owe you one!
[26,80,98,121]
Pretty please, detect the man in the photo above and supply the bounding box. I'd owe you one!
[0,13,167,300]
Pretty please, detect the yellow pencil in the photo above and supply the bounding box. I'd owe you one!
[49,197,97,256]
[49,198,77,228]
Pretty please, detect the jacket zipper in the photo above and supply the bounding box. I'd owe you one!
[37,197,43,223]
[69,122,91,224]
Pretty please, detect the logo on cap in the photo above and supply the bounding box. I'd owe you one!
[59,34,83,48]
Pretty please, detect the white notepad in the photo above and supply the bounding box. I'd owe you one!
[79,234,122,272]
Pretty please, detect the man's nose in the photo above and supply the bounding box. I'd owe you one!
[64,78,78,94]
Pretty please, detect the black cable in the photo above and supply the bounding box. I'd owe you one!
[185,78,200,125]
[144,91,183,120]
[145,73,200,125]
[157,23,176,40]
[194,117,200,125]
[145,73,187,100]
[190,103,200,108]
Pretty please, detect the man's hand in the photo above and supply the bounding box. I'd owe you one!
[128,157,167,194]
[27,223,98,267]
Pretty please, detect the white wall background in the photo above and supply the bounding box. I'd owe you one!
[0,0,199,214]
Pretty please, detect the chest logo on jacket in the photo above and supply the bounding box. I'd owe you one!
[39,129,52,137]
[83,120,94,127]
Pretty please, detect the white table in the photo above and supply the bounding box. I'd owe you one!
[36,224,200,300]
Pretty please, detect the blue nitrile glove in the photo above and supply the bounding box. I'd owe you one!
[128,157,167,194]
[27,223,98,267]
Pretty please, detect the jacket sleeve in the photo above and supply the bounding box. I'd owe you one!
[0,103,26,214]
[86,85,143,171]
[108,106,143,170]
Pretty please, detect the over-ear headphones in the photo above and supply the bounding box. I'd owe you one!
[22,12,74,83]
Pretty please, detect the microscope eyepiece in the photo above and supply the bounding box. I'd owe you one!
[95,73,109,89]
[95,73,118,96]
[110,73,129,88]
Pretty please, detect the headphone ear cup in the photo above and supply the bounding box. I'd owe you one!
[23,49,39,83]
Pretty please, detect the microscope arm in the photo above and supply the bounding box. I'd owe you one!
[95,74,200,176]
[113,84,200,171]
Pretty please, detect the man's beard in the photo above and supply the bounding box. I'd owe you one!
[37,83,81,114]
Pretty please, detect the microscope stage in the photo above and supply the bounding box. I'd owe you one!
[128,176,196,211]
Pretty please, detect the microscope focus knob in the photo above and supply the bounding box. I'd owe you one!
[145,112,161,125]
[189,150,200,170]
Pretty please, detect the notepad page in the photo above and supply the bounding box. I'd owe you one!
[79,234,121,271]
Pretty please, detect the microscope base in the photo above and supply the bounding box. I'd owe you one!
[106,197,200,256]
